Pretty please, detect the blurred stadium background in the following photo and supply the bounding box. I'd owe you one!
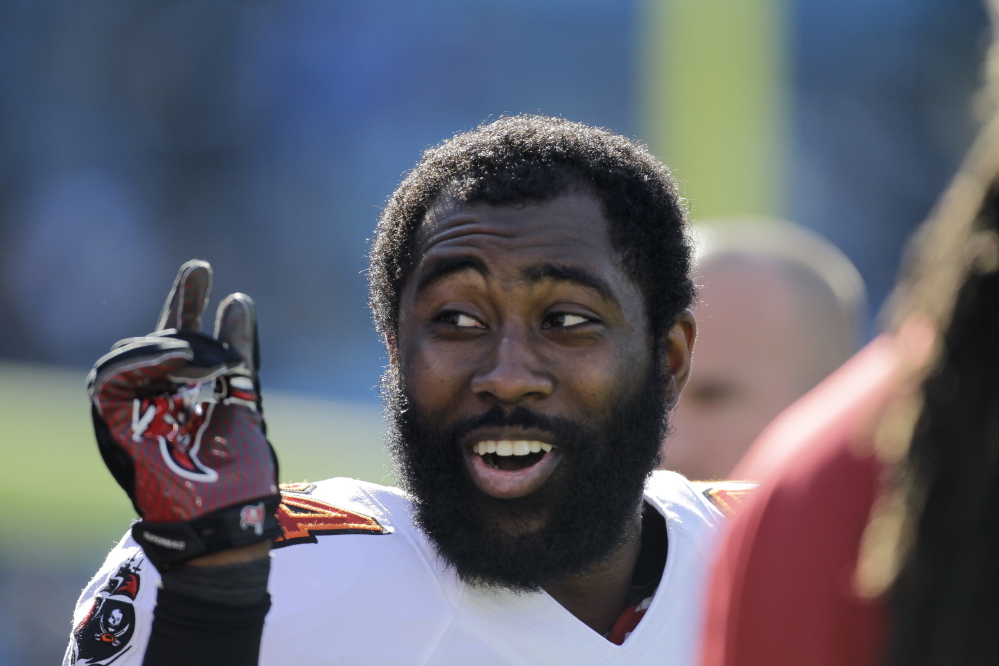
[0,0,988,662]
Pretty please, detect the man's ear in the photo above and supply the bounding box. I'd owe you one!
[662,310,696,411]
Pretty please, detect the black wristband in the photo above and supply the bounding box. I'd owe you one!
[160,556,271,607]
[143,579,271,666]
[132,494,282,570]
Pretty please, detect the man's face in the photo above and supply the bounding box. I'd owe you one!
[387,191,692,590]
[664,258,809,480]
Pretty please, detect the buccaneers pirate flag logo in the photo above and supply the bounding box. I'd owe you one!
[69,558,141,665]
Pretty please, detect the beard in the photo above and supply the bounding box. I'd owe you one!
[383,357,670,593]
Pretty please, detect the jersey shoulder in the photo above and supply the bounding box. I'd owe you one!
[688,479,758,518]
[262,479,462,662]
[272,478,406,549]
[269,478,442,591]
[645,471,757,526]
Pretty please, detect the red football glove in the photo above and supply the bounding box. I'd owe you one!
[88,260,281,570]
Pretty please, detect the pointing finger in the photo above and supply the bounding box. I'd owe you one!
[214,292,259,377]
[157,260,212,332]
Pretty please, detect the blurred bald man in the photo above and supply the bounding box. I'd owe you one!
[663,218,866,480]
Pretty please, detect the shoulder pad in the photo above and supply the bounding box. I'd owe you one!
[690,480,757,517]
[273,482,389,548]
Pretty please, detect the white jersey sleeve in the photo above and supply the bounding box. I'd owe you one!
[64,532,161,665]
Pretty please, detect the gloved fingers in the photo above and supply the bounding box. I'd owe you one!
[214,293,259,377]
[88,336,194,404]
[89,332,243,403]
[213,293,262,413]
[166,330,244,382]
[156,260,212,332]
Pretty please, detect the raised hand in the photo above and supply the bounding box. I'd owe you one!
[88,260,281,570]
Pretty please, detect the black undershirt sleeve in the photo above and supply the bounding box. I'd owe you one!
[142,557,271,666]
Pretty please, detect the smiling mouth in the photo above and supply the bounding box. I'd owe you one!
[465,439,562,499]
[473,440,555,471]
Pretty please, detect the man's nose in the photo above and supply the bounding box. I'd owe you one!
[470,329,554,404]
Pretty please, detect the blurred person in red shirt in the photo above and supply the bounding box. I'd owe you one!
[701,6,999,662]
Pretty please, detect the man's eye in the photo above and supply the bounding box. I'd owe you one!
[435,311,486,329]
[690,381,740,405]
[543,312,593,329]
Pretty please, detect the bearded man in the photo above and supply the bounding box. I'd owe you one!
[66,116,745,666]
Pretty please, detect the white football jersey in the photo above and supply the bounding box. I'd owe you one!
[65,471,751,665]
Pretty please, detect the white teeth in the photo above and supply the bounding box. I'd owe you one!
[475,440,555,457]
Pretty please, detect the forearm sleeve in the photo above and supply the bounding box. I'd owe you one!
[142,557,271,666]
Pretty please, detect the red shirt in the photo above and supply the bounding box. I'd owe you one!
[702,337,901,666]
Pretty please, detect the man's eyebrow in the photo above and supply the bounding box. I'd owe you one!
[414,256,490,295]
[523,263,619,305]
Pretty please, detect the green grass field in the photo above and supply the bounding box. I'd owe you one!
[0,361,392,566]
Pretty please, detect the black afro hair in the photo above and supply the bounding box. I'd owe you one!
[369,115,696,349]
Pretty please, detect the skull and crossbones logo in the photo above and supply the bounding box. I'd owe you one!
[96,607,130,647]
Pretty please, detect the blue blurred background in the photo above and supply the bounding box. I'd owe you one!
[0,0,988,662]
